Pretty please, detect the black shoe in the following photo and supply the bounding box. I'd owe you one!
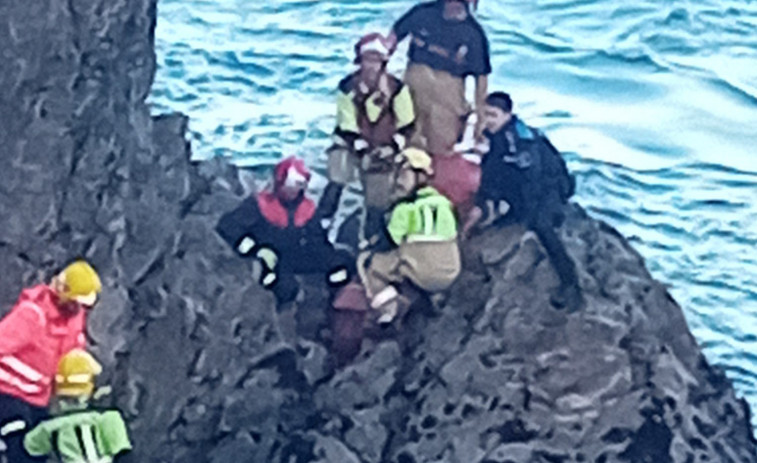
[550,284,583,313]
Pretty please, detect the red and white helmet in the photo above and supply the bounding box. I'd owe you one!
[354,33,392,63]
[274,156,311,191]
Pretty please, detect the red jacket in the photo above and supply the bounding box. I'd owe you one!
[0,285,86,407]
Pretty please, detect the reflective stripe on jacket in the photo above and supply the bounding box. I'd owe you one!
[387,186,458,245]
[24,409,132,463]
[336,72,415,147]
[0,285,87,407]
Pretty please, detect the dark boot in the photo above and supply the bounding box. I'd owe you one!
[550,283,583,313]
[363,207,385,243]
[317,182,344,225]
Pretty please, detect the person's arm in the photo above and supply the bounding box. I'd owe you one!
[335,89,360,143]
[386,204,411,246]
[23,423,52,457]
[99,411,132,458]
[474,75,488,139]
[0,304,39,356]
[392,84,416,148]
[215,196,261,256]
[389,4,421,47]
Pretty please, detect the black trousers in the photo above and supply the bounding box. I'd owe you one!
[0,393,48,463]
[273,247,356,304]
[528,210,579,290]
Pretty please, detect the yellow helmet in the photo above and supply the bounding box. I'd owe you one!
[59,260,102,307]
[400,147,434,175]
[55,350,103,398]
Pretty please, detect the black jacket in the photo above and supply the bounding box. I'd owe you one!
[477,116,574,225]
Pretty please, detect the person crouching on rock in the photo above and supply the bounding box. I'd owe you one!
[24,350,132,462]
[0,260,101,463]
[319,32,416,245]
[361,148,461,324]
[462,92,583,312]
[216,156,354,304]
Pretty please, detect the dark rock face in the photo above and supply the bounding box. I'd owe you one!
[1,1,755,462]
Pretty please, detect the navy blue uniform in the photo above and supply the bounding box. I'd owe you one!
[478,116,580,307]
[393,1,491,78]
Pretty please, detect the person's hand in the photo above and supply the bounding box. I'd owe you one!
[474,137,490,155]
[461,206,483,239]
[354,138,370,154]
[371,145,395,160]
[386,32,398,54]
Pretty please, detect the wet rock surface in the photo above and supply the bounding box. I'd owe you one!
[1,1,755,462]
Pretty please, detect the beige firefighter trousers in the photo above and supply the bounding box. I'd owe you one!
[362,239,462,299]
[404,63,469,156]
[327,146,395,210]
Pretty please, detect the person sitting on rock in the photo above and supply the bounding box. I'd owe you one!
[361,148,461,324]
[24,350,132,463]
[320,32,416,244]
[216,156,354,304]
[0,260,101,463]
[387,0,490,156]
[463,91,583,312]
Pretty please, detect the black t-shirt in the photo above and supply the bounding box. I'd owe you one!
[393,1,491,78]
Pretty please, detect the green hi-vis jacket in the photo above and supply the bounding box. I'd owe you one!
[387,186,458,245]
[24,409,132,463]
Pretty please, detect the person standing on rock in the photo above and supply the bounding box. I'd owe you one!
[360,148,461,324]
[463,92,583,312]
[24,349,132,462]
[0,260,101,463]
[388,0,491,156]
[320,32,416,244]
[216,156,354,304]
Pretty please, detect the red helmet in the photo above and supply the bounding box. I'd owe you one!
[274,156,311,191]
[354,33,392,64]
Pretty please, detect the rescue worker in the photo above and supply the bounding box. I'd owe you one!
[463,92,583,312]
[24,350,132,462]
[320,32,416,243]
[216,156,353,304]
[361,148,461,324]
[0,260,101,463]
[388,0,491,156]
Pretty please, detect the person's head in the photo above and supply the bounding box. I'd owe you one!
[355,33,391,85]
[483,92,514,133]
[394,147,434,197]
[51,260,102,316]
[441,0,474,21]
[273,156,311,203]
[55,349,102,407]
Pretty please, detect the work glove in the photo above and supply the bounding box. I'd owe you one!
[480,200,510,227]
[354,138,370,155]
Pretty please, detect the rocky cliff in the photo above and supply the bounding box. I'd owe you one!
[1,1,755,462]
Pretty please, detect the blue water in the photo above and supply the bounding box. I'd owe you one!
[149,0,757,432]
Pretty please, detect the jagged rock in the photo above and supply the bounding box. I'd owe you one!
[0,1,755,462]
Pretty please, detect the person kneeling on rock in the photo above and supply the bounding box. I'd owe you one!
[462,91,583,312]
[0,260,101,463]
[361,148,461,324]
[216,156,354,304]
[24,350,131,463]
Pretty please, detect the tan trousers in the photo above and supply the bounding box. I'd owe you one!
[363,240,461,299]
[404,63,469,156]
[327,146,395,210]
